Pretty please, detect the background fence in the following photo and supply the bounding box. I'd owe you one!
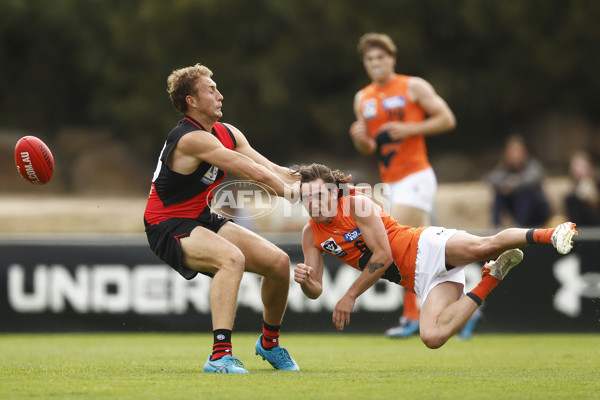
[1,231,598,333]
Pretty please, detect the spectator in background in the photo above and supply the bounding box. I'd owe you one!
[486,135,550,228]
[349,32,456,338]
[565,151,600,226]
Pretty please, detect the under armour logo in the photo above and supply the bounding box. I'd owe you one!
[553,254,600,317]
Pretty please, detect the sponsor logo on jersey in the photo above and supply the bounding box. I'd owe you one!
[382,95,406,110]
[343,228,362,242]
[201,165,219,185]
[362,99,377,120]
[321,238,347,257]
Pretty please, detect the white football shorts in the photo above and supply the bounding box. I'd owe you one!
[414,226,466,307]
[386,167,437,214]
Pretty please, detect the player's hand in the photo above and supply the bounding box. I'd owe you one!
[350,121,376,153]
[332,295,356,331]
[350,120,368,140]
[381,121,417,141]
[285,181,302,203]
[294,263,313,284]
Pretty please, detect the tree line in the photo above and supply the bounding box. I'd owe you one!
[1,0,598,173]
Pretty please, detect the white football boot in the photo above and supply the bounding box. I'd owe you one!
[551,222,578,255]
[482,249,524,281]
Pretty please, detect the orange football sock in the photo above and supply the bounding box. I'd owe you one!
[402,291,420,321]
[467,274,500,306]
[532,228,554,244]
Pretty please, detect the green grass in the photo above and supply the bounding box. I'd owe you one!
[1,333,599,399]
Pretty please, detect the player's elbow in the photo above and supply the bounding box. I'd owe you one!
[307,291,322,300]
[445,112,457,131]
[383,254,395,269]
[376,253,395,272]
[303,286,322,300]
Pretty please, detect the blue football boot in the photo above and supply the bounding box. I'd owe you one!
[385,317,420,338]
[203,355,248,374]
[457,309,482,340]
[255,335,300,370]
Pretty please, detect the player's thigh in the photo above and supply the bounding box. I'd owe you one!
[419,281,464,328]
[217,222,289,275]
[444,232,490,266]
[180,225,244,274]
[391,204,430,227]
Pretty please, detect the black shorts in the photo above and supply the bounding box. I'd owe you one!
[144,209,232,280]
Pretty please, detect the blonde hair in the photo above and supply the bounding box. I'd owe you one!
[357,33,397,58]
[167,63,213,114]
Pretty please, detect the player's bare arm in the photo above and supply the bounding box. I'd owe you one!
[349,90,376,155]
[332,196,394,330]
[382,77,456,141]
[172,130,285,191]
[224,124,300,199]
[295,224,325,299]
[344,195,394,299]
[226,124,298,183]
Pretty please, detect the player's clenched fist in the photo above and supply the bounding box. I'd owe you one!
[294,263,313,284]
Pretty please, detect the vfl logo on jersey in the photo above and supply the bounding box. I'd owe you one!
[321,238,347,257]
[201,165,219,185]
[343,228,362,242]
[382,95,406,110]
[362,99,377,120]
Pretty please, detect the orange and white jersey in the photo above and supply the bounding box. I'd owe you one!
[308,194,425,292]
[359,74,430,183]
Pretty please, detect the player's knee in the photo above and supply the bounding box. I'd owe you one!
[219,247,246,276]
[420,331,448,349]
[272,250,291,280]
[260,249,290,282]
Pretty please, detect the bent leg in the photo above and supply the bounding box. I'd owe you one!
[419,281,477,349]
[390,204,428,327]
[218,223,290,326]
[445,229,530,267]
[180,225,245,330]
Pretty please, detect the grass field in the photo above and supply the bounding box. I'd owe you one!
[1,333,599,400]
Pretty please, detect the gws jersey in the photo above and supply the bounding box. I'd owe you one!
[360,74,430,183]
[308,193,425,292]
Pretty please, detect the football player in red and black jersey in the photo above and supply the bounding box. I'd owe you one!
[144,64,299,373]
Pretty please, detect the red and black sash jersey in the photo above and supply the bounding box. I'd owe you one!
[144,116,236,226]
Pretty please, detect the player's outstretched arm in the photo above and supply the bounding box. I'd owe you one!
[176,129,290,195]
[224,124,299,185]
[295,224,325,299]
[332,196,394,330]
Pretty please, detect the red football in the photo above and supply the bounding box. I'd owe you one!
[14,136,55,185]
